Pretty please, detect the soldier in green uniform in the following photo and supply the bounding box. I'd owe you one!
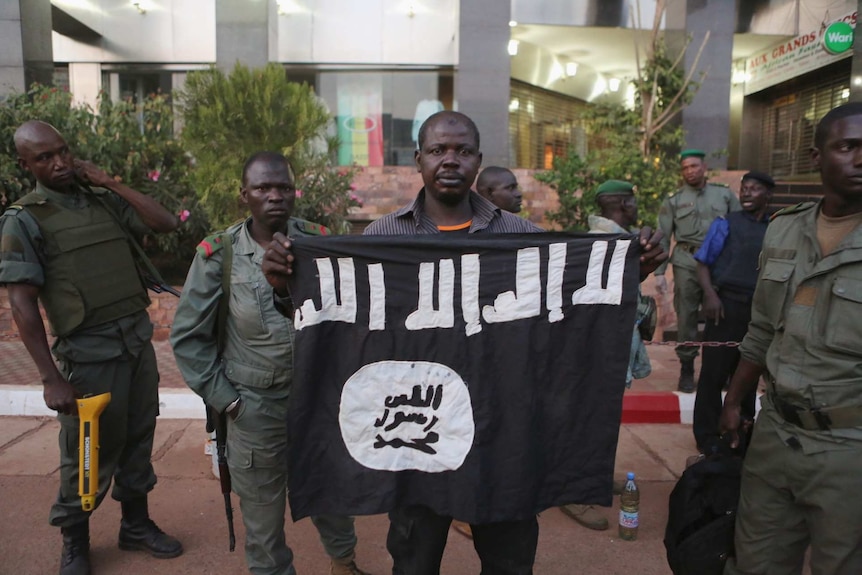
[0,121,183,575]
[560,179,653,532]
[170,152,370,575]
[655,150,741,392]
[720,103,862,575]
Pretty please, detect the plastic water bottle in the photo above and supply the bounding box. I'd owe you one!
[619,471,639,541]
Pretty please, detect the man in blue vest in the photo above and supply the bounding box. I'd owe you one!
[692,171,773,452]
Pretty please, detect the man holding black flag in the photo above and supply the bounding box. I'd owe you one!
[262,112,667,574]
[170,151,370,575]
[0,120,182,575]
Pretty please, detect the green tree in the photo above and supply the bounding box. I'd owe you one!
[177,63,359,232]
[0,84,206,280]
[535,0,706,230]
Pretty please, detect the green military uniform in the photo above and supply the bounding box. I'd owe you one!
[170,217,359,575]
[656,182,740,361]
[588,214,652,386]
[0,183,160,528]
[725,202,862,575]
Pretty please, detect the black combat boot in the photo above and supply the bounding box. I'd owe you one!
[678,359,696,393]
[118,497,183,558]
[59,520,91,575]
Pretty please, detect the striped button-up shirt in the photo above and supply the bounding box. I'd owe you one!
[364,189,543,236]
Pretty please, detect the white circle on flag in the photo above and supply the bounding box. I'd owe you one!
[339,360,475,472]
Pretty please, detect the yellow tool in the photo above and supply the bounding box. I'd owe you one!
[77,393,111,511]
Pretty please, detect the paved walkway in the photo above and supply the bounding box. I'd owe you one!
[0,336,708,574]
[0,416,694,575]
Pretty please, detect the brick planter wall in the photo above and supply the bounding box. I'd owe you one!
[0,289,179,342]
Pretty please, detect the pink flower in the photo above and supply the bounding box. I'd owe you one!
[295,189,303,198]
[148,170,160,182]
[179,209,190,222]
[349,183,357,191]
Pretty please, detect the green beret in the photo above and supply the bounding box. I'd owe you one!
[596,179,635,197]
[680,149,706,160]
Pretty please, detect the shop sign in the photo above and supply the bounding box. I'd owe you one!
[743,11,856,95]
[823,21,854,54]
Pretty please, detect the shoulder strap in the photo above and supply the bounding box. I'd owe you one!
[290,216,331,236]
[10,190,47,208]
[216,233,233,353]
[770,201,816,221]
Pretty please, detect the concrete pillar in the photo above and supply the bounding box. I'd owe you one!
[68,63,101,110]
[216,0,271,71]
[455,0,510,167]
[172,72,187,133]
[0,0,53,95]
[680,0,735,169]
[849,0,862,101]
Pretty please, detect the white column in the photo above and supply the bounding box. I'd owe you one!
[68,62,102,110]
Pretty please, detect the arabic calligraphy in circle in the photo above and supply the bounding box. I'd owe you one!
[339,360,475,473]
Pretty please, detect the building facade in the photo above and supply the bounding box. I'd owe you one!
[2,0,861,181]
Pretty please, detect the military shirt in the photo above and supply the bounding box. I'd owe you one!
[655,183,741,275]
[171,217,325,413]
[0,182,153,361]
[740,201,862,452]
[588,214,652,384]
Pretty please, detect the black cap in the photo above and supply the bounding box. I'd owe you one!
[742,171,775,188]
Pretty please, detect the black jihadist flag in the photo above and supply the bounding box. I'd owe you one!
[286,232,639,524]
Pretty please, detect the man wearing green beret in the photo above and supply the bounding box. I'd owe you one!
[654,150,741,393]
[559,179,654,531]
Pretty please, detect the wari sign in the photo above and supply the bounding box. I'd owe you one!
[823,21,854,54]
[743,11,857,95]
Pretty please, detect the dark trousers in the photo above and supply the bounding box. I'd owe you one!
[692,293,757,451]
[50,341,160,527]
[387,505,538,575]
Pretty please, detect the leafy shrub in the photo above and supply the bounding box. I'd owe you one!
[0,84,207,281]
[177,63,360,232]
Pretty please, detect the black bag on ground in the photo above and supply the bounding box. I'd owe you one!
[664,437,746,575]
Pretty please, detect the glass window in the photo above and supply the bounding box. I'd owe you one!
[317,71,451,166]
[756,60,850,177]
[508,80,588,169]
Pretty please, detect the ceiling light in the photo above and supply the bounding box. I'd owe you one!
[608,78,621,92]
[131,0,145,14]
[509,20,518,27]
[565,62,579,77]
[507,39,519,56]
[731,69,750,85]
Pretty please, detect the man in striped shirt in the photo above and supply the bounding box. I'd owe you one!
[262,111,667,574]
